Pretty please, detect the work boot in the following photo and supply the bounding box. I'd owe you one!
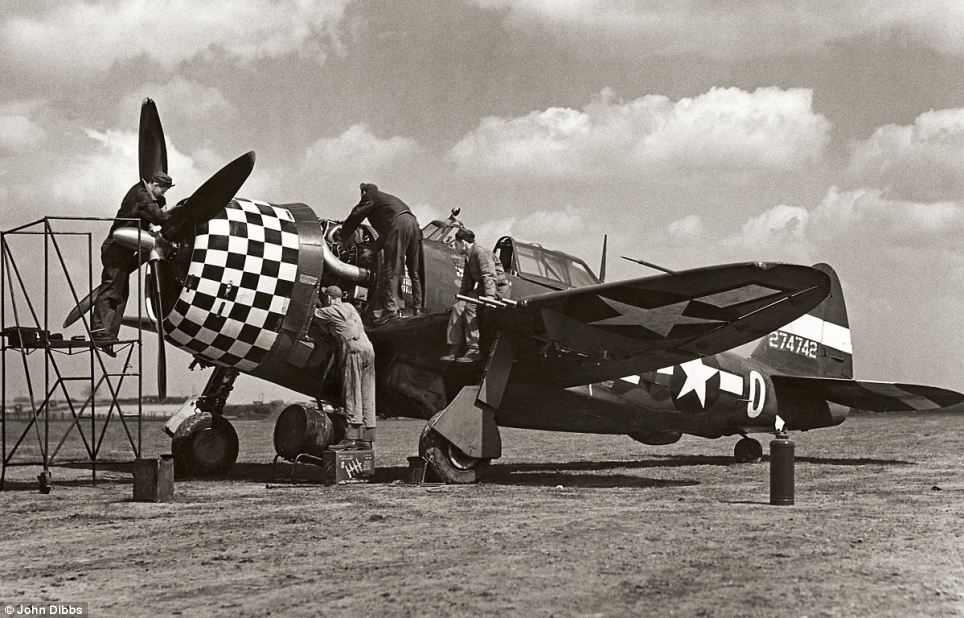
[329,424,363,450]
[440,346,460,362]
[92,339,117,358]
[356,426,375,450]
[371,310,399,326]
[455,348,480,363]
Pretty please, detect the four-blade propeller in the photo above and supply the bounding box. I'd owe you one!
[63,98,255,401]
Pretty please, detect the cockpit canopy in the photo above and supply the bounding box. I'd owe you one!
[422,217,600,290]
[495,236,599,289]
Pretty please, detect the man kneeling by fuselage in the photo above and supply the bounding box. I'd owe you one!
[313,286,376,449]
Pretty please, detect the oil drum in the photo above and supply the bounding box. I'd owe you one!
[273,404,334,460]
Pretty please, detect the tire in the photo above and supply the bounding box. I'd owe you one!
[171,413,239,476]
[418,424,491,484]
[734,437,763,463]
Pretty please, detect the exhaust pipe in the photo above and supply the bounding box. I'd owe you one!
[321,241,374,286]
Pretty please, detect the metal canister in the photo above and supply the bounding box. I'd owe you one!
[273,404,334,460]
[770,432,795,506]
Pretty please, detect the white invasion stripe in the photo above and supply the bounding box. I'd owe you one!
[657,367,674,375]
[720,372,743,395]
[620,375,640,384]
[779,314,852,355]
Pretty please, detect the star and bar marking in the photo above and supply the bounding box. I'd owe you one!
[590,297,723,337]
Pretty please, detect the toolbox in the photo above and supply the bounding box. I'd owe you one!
[1,326,49,347]
[323,449,374,484]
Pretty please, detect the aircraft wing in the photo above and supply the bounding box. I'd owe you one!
[497,262,831,387]
[770,375,964,411]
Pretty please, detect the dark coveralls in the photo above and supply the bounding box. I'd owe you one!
[339,184,423,316]
[446,244,509,354]
[314,301,376,429]
[91,181,169,340]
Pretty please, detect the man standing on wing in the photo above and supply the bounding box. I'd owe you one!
[336,183,423,325]
[441,228,509,363]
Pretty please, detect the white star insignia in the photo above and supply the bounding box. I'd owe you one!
[676,359,719,407]
[591,297,722,337]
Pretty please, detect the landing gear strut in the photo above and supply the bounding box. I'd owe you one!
[170,366,240,476]
[734,436,763,463]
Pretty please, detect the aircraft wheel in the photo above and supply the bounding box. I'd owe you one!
[418,424,490,484]
[734,437,763,463]
[171,412,239,476]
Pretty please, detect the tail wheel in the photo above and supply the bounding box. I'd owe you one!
[171,413,239,476]
[734,437,763,463]
[418,424,490,484]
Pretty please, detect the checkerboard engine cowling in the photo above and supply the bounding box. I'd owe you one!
[162,199,300,372]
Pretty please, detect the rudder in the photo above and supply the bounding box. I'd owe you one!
[749,263,853,378]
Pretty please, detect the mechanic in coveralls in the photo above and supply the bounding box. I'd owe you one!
[313,286,376,449]
[335,183,423,324]
[91,171,174,356]
[441,228,509,363]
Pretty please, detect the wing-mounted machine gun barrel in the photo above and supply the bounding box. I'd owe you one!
[455,293,518,308]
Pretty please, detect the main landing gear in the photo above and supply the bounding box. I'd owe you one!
[734,435,764,463]
[415,334,513,483]
[168,366,241,476]
[418,421,491,484]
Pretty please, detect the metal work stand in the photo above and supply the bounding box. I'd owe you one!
[1,217,145,491]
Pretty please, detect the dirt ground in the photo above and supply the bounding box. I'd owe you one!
[1,412,963,617]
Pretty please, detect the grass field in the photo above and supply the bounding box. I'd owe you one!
[1,413,963,617]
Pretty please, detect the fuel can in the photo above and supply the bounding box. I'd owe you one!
[769,432,795,506]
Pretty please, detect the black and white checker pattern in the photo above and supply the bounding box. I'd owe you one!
[163,199,299,372]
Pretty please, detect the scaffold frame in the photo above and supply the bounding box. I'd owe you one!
[1,216,146,491]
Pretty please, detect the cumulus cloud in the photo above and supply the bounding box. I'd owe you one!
[48,127,223,212]
[846,108,964,202]
[1,0,352,80]
[472,0,964,59]
[0,114,46,150]
[665,215,708,246]
[709,187,964,262]
[0,99,49,151]
[722,204,810,252]
[303,123,420,177]
[808,186,964,249]
[449,87,830,181]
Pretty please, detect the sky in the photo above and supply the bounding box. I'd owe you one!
[2,0,964,405]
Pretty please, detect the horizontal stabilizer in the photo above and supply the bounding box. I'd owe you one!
[771,375,964,412]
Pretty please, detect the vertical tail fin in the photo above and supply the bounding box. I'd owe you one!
[749,263,853,378]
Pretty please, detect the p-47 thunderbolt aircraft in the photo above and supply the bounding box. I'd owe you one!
[66,99,836,483]
[556,263,964,462]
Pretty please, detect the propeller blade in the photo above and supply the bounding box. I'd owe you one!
[161,151,256,241]
[139,98,167,182]
[147,262,167,401]
[64,281,111,329]
[119,315,156,332]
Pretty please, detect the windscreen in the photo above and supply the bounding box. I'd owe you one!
[514,243,599,288]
